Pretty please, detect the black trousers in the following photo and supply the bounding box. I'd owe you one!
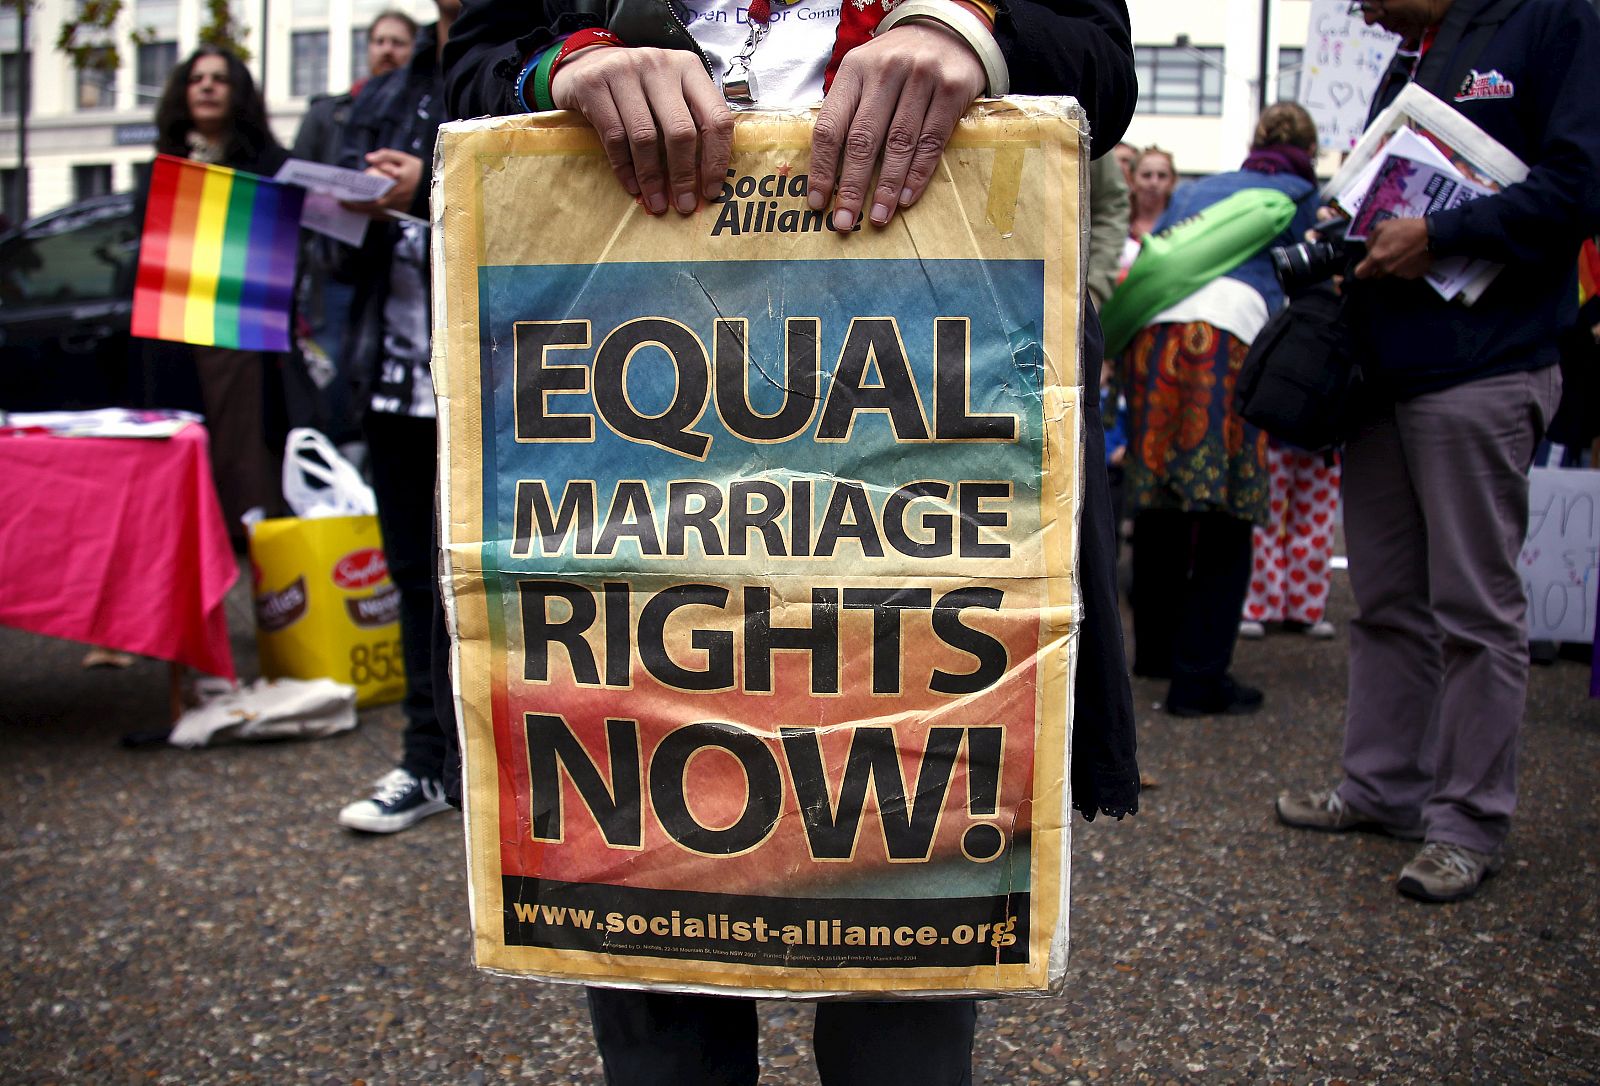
[586,988,977,1086]
[364,410,449,780]
[1129,508,1253,701]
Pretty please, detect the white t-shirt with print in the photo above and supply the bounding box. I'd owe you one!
[680,0,843,108]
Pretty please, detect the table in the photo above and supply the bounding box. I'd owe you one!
[0,423,238,684]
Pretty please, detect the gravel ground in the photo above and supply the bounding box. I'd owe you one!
[3,564,1598,1085]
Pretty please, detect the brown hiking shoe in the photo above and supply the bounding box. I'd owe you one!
[1396,842,1502,903]
[1275,788,1423,840]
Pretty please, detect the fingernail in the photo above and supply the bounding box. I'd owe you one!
[833,208,855,231]
[624,178,640,196]
[647,193,668,215]
[899,187,914,207]
[808,190,827,211]
[870,202,891,225]
[677,193,698,214]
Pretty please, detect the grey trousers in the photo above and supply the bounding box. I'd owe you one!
[1336,365,1560,854]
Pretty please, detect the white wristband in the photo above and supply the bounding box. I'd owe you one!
[874,0,1010,97]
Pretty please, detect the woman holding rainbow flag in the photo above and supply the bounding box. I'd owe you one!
[143,46,291,546]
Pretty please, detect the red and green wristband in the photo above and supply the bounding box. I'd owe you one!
[530,39,564,111]
[517,28,625,112]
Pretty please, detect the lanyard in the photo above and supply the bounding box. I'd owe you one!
[723,0,797,103]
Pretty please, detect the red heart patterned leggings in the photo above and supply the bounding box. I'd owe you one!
[1242,445,1340,624]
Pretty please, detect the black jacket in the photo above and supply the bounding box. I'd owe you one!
[292,90,357,166]
[1347,0,1600,396]
[442,0,1136,158]
[336,24,447,403]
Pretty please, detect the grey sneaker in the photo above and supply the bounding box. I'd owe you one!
[1275,788,1423,840]
[1396,842,1502,903]
[1238,620,1266,640]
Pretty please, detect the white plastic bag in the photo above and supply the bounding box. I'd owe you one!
[167,677,359,748]
[282,427,376,518]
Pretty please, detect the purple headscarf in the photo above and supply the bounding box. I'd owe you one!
[1241,144,1318,185]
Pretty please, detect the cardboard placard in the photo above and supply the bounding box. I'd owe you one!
[1299,0,1400,154]
[1520,467,1600,643]
[432,99,1086,997]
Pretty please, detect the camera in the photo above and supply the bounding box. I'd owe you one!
[1270,219,1355,293]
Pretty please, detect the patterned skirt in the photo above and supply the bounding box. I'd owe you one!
[1120,320,1270,525]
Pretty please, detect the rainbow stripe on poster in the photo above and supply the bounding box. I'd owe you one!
[132,154,304,352]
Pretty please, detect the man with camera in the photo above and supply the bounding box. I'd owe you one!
[1275,0,1600,902]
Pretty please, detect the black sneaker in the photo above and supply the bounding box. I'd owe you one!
[338,768,452,833]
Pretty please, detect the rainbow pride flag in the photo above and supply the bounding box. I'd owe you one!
[1579,238,1599,307]
[132,154,304,352]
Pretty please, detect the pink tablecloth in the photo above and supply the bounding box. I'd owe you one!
[0,424,238,678]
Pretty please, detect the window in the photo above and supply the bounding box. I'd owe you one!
[1134,45,1224,116]
[74,165,115,202]
[77,48,119,110]
[1,51,28,116]
[137,40,177,105]
[1277,47,1304,103]
[0,167,24,226]
[291,30,329,97]
[137,0,179,36]
[351,26,370,84]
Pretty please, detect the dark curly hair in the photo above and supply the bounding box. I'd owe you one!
[154,45,281,166]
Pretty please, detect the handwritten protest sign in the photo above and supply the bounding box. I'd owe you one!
[1520,467,1600,643]
[432,100,1086,997]
[1299,0,1399,153]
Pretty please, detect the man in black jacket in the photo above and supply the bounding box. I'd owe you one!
[290,10,419,445]
[333,0,461,836]
[1277,0,1600,903]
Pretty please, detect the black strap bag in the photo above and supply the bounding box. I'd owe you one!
[1234,284,1360,453]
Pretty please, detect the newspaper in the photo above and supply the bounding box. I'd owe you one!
[431,100,1087,999]
[1343,131,1496,299]
[0,408,202,438]
[1324,83,1528,304]
[274,158,399,245]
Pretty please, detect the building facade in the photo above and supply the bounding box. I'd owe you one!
[2,0,1326,222]
[1122,0,1319,178]
[0,0,436,221]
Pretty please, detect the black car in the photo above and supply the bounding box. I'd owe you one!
[0,192,142,412]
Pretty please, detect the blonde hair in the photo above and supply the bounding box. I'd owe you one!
[1251,102,1318,154]
[1135,145,1176,177]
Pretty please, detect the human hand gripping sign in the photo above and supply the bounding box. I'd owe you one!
[549,18,988,229]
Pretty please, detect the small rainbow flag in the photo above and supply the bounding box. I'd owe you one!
[1579,238,1599,307]
[132,154,305,352]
